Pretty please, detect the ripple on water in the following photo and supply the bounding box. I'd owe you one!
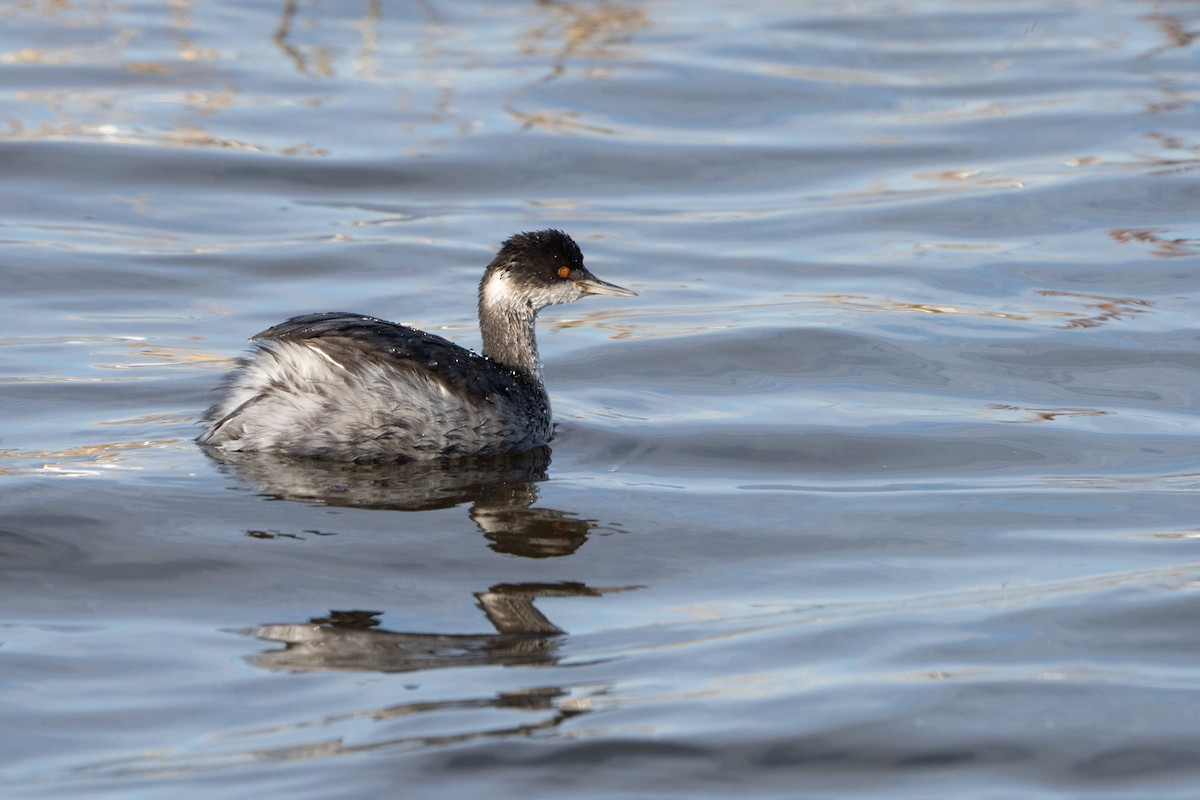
[4,1,1200,798]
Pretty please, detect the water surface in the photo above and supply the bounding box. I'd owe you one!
[3,1,1200,797]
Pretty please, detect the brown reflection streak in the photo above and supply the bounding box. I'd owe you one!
[169,0,219,63]
[1,28,136,66]
[506,2,648,134]
[351,0,382,80]
[274,0,333,77]
[808,292,1155,331]
[1110,227,1200,258]
[525,1,647,59]
[272,0,381,78]
[985,404,1108,424]
[1141,10,1199,59]
[0,438,179,476]
[1034,290,1152,329]
[1152,530,1200,540]
[823,295,1030,321]
[832,168,1025,205]
[1137,132,1200,176]
[101,343,235,368]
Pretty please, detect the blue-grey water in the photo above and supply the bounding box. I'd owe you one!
[3,1,1200,797]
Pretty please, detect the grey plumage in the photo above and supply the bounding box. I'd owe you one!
[197,230,636,461]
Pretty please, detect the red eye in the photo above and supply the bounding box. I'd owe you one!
[557,266,571,279]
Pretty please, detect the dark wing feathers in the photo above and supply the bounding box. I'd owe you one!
[253,312,431,345]
[254,312,531,406]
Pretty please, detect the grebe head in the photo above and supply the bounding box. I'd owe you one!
[479,229,637,315]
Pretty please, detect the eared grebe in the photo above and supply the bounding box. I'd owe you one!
[198,229,636,461]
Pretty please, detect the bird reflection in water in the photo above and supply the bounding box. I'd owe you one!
[202,444,595,557]
[245,582,636,674]
[210,443,639,674]
[236,585,636,753]
[210,446,641,759]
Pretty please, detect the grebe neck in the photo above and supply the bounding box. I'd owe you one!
[478,268,544,385]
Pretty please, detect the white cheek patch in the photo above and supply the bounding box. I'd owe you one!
[481,269,522,312]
